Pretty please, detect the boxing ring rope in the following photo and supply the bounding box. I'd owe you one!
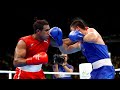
[0,68,120,79]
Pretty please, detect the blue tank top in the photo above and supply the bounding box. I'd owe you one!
[81,42,110,63]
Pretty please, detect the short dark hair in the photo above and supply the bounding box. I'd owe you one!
[70,17,87,30]
[33,19,49,33]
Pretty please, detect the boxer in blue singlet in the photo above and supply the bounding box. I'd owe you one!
[49,18,115,79]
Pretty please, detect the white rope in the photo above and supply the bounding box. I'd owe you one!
[44,72,80,75]
[0,68,120,79]
[0,70,79,75]
[115,68,120,72]
[0,70,15,73]
[0,68,120,74]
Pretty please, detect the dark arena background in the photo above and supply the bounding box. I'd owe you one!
[0,6,120,79]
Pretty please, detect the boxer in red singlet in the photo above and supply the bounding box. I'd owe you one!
[13,19,57,79]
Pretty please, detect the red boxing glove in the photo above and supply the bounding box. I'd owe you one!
[26,52,48,65]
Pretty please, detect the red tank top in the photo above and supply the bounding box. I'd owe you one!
[19,35,50,58]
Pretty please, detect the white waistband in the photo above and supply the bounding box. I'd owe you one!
[92,58,113,69]
[18,64,42,72]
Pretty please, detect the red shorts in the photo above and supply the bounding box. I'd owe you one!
[13,67,46,79]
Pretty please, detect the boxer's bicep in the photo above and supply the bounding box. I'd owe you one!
[59,42,81,54]
[13,40,27,66]
[63,38,74,45]
[14,40,26,59]
[68,42,81,52]
[50,37,73,47]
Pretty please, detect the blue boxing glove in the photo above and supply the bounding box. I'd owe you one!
[49,27,63,46]
[69,30,84,42]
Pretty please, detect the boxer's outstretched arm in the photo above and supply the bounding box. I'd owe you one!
[59,38,81,54]
[49,27,81,54]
